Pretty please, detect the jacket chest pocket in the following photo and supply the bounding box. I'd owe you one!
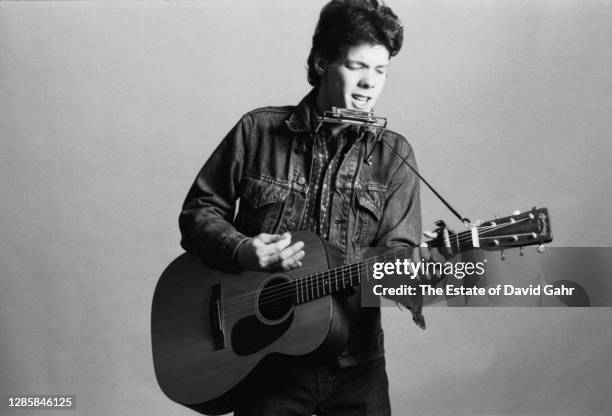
[236,176,290,236]
[353,188,385,247]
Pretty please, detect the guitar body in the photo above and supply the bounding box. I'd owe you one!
[151,232,348,415]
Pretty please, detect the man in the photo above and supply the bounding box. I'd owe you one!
[180,1,431,414]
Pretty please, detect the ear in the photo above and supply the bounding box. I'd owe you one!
[313,54,328,76]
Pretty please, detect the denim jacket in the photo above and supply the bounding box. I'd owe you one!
[180,90,423,366]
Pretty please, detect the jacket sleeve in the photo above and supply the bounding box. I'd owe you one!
[375,138,422,249]
[179,115,251,269]
[374,137,427,328]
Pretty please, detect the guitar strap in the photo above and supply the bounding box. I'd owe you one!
[376,134,471,227]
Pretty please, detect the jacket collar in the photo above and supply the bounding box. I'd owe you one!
[285,89,319,133]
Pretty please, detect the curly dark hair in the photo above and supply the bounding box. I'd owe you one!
[307,0,403,87]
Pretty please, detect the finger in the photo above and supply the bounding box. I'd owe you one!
[410,246,430,280]
[264,241,304,267]
[257,233,292,256]
[272,233,293,251]
[415,244,429,261]
[255,233,285,245]
[279,241,305,261]
[280,250,306,270]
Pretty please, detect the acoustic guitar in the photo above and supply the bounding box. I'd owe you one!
[151,207,552,414]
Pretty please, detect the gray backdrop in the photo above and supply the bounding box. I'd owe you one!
[1,1,611,415]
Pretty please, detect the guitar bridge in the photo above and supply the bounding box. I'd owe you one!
[209,283,226,350]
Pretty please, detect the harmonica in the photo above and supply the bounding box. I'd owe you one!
[315,107,387,133]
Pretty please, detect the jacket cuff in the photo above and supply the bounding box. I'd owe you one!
[220,231,249,269]
[231,237,253,267]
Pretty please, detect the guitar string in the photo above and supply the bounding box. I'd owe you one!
[221,245,412,314]
[220,219,527,308]
[221,249,404,317]
[221,219,531,317]
[220,244,408,309]
[220,219,531,316]
[221,224,537,318]
[221,230,541,319]
[220,220,515,307]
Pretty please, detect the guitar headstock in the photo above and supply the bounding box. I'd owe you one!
[477,207,552,250]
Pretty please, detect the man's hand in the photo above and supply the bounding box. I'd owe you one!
[413,230,451,283]
[235,232,305,271]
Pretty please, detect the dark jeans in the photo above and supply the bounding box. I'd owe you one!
[234,354,391,416]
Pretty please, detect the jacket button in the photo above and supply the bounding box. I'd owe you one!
[297,177,306,185]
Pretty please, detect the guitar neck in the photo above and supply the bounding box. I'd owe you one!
[294,207,552,304]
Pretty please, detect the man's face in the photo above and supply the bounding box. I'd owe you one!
[316,43,390,113]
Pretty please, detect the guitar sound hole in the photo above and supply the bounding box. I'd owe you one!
[257,276,295,323]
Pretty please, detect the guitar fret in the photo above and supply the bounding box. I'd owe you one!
[321,275,325,296]
[310,275,315,300]
[321,274,326,296]
[334,269,339,292]
[296,281,299,304]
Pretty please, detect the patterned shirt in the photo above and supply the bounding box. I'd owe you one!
[300,124,360,240]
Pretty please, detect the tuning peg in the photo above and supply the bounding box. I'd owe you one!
[519,246,524,256]
[500,248,506,261]
[513,210,521,215]
[537,245,546,253]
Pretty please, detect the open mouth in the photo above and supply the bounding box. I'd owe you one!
[351,94,371,108]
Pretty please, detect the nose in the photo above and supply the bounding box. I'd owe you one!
[357,77,374,89]
[357,71,376,89]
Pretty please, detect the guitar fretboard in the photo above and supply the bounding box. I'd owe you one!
[293,246,412,304]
